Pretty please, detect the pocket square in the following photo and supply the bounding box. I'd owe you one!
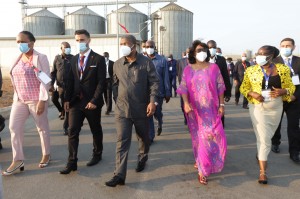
[90,65,96,68]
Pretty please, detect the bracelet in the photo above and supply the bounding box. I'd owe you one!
[219,103,225,107]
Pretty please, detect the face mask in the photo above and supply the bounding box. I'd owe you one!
[185,53,189,58]
[146,48,155,55]
[196,52,207,62]
[18,43,30,53]
[241,57,247,61]
[120,45,133,57]
[256,55,270,66]
[253,59,256,62]
[216,52,222,56]
[226,61,230,64]
[142,48,147,53]
[77,42,87,53]
[209,48,216,56]
[167,58,172,61]
[280,47,292,57]
[64,48,71,55]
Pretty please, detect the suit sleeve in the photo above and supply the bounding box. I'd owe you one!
[163,59,171,97]
[148,61,159,103]
[51,55,58,86]
[64,58,75,102]
[219,57,231,97]
[90,55,106,105]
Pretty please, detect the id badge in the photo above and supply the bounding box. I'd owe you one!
[37,71,51,85]
[169,67,173,71]
[261,89,272,102]
[292,74,300,85]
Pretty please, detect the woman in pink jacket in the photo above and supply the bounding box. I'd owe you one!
[2,31,51,175]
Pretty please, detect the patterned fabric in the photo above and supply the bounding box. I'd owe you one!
[177,63,227,177]
[12,60,40,101]
[240,63,295,104]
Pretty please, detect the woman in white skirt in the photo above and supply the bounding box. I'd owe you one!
[240,45,295,184]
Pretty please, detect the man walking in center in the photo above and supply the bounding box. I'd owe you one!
[59,29,106,174]
[103,52,114,115]
[105,35,159,187]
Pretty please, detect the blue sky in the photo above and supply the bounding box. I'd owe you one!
[0,0,299,55]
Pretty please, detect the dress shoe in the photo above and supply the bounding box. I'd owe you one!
[59,165,77,174]
[157,127,162,136]
[271,145,280,153]
[290,153,300,163]
[86,155,102,166]
[105,176,125,187]
[136,160,147,172]
[2,161,24,176]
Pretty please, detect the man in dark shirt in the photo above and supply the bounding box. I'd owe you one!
[103,52,114,115]
[233,52,250,109]
[50,42,73,135]
[167,54,177,97]
[105,35,159,187]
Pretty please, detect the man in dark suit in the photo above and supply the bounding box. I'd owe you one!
[60,29,106,174]
[103,52,114,115]
[233,52,250,109]
[271,38,300,164]
[207,40,231,126]
[105,35,159,187]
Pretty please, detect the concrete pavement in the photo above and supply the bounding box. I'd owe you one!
[0,97,300,199]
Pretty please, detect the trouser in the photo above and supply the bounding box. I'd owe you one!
[153,97,164,129]
[114,116,150,180]
[67,103,103,165]
[51,89,63,113]
[9,100,50,161]
[272,101,300,154]
[103,78,113,112]
[235,82,248,106]
[169,74,177,96]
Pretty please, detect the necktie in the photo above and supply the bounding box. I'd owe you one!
[79,55,85,79]
[287,58,291,67]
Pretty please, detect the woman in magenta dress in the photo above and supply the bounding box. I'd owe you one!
[177,40,227,185]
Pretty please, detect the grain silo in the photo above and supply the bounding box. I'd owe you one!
[151,3,193,59]
[24,8,64,36]
[107,4,148,41]
[64,6,105,35]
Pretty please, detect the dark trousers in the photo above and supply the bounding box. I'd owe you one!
[67,103,103,165]
[51,87,69,130]
[51,89,63,113]
[103,78,113,112]
[235,82,248,106]
[153,97,164,129]
[272,101,300,154]
[114,116,150,180]
[169,74,177,96]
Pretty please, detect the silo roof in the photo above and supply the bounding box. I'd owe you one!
[159,2,193,13]
[70,6,100,16]
[117,4,143,14]
[28,8,62,19]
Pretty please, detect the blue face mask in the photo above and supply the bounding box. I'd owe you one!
[77,42,87,53]
[18,43,30,53]
[280,48,292,57]
[64,48,71,55]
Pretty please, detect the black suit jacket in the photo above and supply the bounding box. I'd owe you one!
[108,60,114,79]
[233,61,250,82]
[65,50,106,107]
[273,55,300,100]
[215,55,232,97]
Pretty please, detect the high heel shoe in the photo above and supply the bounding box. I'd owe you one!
[198,174,208,185]
[2,161,25,176]
[258,170,268,184]
[39,155,51,168]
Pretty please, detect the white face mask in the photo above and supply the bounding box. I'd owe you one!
[256,55,269,66]
[280,47,292,57]
[142,48,147,53]
[216,52,222,56]
[196,52,207,62]
[167,58,172,61]
[209,48,216,56]
[146,48,155,55]
[64,48,71,55]
[120,45,133,57]
[241,57,247,61]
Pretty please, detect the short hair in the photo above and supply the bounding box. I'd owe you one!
[121,35,137,45]
[19,31,36,42]
[259,45,280,59]
[188,40,211,64]
[226,57,233,62]
[207,40,217,46]
[75,29,90,38]
[280,38,295,46]
[146,40,155,47]
[103,52,109,57]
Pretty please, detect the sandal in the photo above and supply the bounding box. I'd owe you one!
[39,155,51,168]
[198,175,208,185]
[258,170,268,184]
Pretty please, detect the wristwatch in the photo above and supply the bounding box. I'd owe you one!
[219,103,225,107]
[154,102,158,106]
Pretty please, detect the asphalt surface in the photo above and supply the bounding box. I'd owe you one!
[0,96,300,199]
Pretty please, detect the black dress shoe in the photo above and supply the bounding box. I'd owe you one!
[59,165,77,174]
[105,176,125,187]
[290,154,300,163]
[271,145,280,153]
[157,127,162,136]
[86,155,102,166]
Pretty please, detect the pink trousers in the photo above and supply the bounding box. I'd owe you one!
[9,100,50,161]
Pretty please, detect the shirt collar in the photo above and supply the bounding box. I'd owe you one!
[281,54,293,60]
[80,48,91,58]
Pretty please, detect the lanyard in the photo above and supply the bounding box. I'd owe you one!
[284,59,295,75]
[28,56,39,73]
[261,64,274,90]
[242,62,247,70]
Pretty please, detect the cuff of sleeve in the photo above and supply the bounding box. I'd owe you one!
[150,95,157,103]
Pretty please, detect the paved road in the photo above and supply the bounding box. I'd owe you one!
[0,97,300,199]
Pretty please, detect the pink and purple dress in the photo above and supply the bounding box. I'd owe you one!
[177,63,227,177]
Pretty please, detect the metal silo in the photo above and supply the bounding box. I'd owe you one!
[64,6,105,35]
[24,8,64,36]
[107,4,148,41]
[151,3,193,59]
